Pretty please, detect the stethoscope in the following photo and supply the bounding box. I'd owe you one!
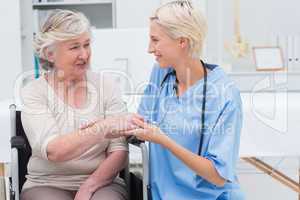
[155,60,207,156]
[144,61,207,198]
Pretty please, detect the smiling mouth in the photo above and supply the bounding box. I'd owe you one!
[155,56,161,60]
[75,61,88,68]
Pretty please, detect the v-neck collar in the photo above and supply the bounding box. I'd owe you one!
[166,64,220,100]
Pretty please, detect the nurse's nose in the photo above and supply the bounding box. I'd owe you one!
[148,42,155,54]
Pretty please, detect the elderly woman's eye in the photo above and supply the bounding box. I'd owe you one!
[70,46,79,50]
[84,43,90,48]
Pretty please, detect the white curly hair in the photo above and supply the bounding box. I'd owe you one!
[34,9,91,70]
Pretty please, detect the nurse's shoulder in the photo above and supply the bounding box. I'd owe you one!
[210,65,242,107]
[148,63,173,86]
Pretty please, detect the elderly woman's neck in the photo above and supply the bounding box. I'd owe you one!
[47,70,87,90]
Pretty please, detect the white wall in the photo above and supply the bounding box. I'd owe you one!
[91,28,153,95]
[219,1,300,199]
[0,1,22,101]
[20,0,34,72]
[207,0,300,71]
[239,0,300,43]
[116,0,161,28]
[0,1,23,163]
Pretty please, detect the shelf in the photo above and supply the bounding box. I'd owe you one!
[228,71,300,76]
[33,0,113,7]
[32,0,115,29]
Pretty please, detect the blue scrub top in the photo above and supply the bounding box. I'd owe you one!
[138,63,245,200]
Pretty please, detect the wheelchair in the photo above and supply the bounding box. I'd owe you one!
[9,104,150,200]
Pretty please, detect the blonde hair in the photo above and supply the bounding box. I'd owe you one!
[34,9,91,70]
[151,0,207,58]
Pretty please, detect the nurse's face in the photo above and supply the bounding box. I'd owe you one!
[148,21,184,68]
[47,32,91,80]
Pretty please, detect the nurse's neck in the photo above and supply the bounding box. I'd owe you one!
[173,58,205,91]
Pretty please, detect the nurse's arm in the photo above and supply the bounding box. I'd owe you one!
[128,119,226,187]
[160,135,226,186]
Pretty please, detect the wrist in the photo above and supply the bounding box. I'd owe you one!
[81,178,99,193]
[90,121,108,139]
[158,132,170,147]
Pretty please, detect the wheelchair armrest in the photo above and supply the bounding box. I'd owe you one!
[11,136,27,150]
[127,136,143,146]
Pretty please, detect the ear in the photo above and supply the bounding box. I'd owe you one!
[45,47,55,63]
[179,37,189,49]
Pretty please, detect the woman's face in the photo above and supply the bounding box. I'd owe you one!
[148,21,185,68]
[48,32,91,80]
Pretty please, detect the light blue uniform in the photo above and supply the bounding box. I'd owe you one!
[138,63,245,200]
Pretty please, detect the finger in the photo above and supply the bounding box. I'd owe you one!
[127,114,144,124]
[108,127,141,138]
[105,133,122,139]
[121,128,143,136]
[105,130,124,139]
[132,118,145,128]
[80,121,96,130]
[127,124,140,130]
[81,118,105,130]
[131,113,144,121]
[132,118,154,129]
[120,131,132,136]
[132,129,148,141]
[117,130,131,136]
[121,129,137,136]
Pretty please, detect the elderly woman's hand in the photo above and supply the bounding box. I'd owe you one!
[83,114,144,139]
[74,183,93,200]
[121,116,167,144]
[103,114,144,138]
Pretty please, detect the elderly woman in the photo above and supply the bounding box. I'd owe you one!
[122,1,245,200]
[20,10,134,200]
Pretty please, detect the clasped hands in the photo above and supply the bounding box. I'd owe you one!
[80,114,164,143]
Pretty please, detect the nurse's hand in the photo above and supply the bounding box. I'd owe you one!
[121,117,167,144]
[99,114,144,139]
[103,114,143,139]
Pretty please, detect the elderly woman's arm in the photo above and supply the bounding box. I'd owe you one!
[21,86,135,162]
[46,126,101,162]
[46,116,133,162]
[74,150,128,199]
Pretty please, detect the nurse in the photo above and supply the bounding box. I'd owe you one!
[123,1,245,200]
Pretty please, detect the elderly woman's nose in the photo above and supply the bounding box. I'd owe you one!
[78,47,89,59]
